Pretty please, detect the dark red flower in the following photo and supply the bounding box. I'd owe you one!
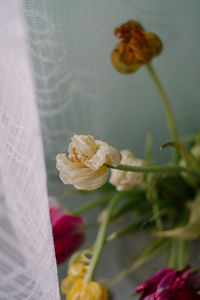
[136,265,200,299]
[50,206,85,264]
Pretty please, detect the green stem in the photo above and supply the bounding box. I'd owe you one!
[146,63,179,163]
[168,239,177,268]
[72,193,113,215]
[168,239,188,269]
[152,203,163,231]
[109,163,186,173]
[177,239,188,270]
[84,193,121,284]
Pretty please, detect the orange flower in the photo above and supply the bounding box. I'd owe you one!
[111,20,162,73]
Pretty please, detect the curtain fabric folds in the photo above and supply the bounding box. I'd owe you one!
[0,1,60,299]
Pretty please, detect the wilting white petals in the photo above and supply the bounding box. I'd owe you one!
[110,149,144,191]
[85,140,122,170]
[69,135,97,162]
[56,135,121,190]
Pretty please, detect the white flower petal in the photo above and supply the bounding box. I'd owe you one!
[109,149,144,191]
[69,135,97,161]
[85,141,122,170]
[56,135,121,190]
[56,153,108,190]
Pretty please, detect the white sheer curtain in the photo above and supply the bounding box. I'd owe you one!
[0,1,59,299]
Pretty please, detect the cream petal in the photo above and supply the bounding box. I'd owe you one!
[120,149,134,163]
[69,166,108,190]
[109,149,144,191]
[56,153,80,184]
[85,141,122,170]
[56,136,122,190]
[69,135,97,159]
[56,153,108,190]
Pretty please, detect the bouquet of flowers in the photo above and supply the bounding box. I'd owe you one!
[50,20,200,299]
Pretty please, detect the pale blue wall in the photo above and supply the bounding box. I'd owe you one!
[24,0,200,173]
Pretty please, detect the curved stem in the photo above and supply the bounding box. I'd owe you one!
[108,163,186,173]
[84,193,121,284]
[72,193,113,215]
[146,63,179,163]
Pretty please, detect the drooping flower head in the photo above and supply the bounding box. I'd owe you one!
[56,135,122,190]
[50,205,85,264]
[136,265,200,300]
[109,149,144,191]
[111,20,162,73]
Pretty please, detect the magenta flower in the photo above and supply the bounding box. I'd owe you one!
[136,265,200,299]
[50,206,85,264]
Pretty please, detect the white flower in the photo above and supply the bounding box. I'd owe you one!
[109,149,144,191]
[56,135,122,190]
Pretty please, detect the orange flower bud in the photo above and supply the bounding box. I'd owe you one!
[111,20,162,73]
[67,279,108,300]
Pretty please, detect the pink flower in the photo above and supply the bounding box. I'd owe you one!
[136,266,200,299]
[50,206,85,264]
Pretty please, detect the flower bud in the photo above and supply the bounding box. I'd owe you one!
[50,205,85,264]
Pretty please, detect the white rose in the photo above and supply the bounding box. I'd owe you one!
[109,149,144,191]
[56,135,122,190]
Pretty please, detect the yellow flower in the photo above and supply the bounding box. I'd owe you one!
[109,150,144,191]
[67,279,108,300]
[111,20,162,73]
[56,135,121,190]
[61,250,92,294]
